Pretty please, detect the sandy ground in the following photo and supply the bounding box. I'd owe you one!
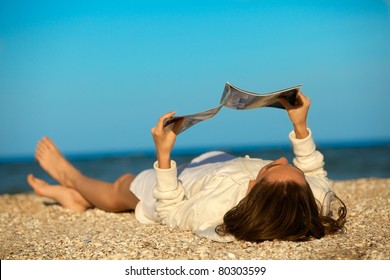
[0,178,389,260]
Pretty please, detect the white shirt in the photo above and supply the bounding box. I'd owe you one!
[130,129,334,242]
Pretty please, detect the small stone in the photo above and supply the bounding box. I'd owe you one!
[227,253,237,259]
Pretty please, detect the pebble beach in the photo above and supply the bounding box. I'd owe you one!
[0,178,389,260]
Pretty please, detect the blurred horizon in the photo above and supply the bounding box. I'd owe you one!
[1,137,389,164]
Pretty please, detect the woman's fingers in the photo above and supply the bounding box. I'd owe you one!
[171,117,184,134]
[278,97,293,110]
[279,91,309,110]
[153,111,176,132]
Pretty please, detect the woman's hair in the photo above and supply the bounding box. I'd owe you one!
[215,177,347,242]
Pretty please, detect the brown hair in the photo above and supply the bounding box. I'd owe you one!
[215,177,346,242]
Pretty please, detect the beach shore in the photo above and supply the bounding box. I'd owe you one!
[0,178,389,260]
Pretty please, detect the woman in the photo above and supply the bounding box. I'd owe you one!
[27,91,346,242]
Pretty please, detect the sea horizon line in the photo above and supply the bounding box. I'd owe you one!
[1,139,389,164]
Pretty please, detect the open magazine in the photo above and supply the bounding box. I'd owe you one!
[163,82,302,134]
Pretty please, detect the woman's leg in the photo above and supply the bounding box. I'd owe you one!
[70,173,140,212]
[31,137,140,212]
[27,174,92,212]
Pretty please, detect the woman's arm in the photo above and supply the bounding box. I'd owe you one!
[279,91,310,139]
[150,112,186,223]
[281,92,334,213]
[151,111,181,169]
[280,92,327,176]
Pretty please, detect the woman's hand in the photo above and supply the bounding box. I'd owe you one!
[151,112,181,169]
[279,91,310,139]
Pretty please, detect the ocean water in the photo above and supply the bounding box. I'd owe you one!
[1,144,389,194]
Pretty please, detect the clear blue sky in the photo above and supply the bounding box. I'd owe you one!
[1,0,389,159]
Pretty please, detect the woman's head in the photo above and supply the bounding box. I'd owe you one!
[247,157,307,195]
[216,159,346,242]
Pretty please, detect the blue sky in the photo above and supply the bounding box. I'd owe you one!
[1,0,389,159]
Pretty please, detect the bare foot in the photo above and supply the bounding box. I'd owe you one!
[35,137,81,188]
[27,174,91,212]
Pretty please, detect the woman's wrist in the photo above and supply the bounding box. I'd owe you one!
[157,152,171,169]
[293,123,309,139]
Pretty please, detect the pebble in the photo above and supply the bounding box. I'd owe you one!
[227,253,237,259]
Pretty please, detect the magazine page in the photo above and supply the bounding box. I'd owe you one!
[163,82,302,134]
[220,82,302,110]
[163,105,222,134]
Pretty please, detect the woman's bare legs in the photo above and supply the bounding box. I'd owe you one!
[27,174,92,212]
[29,137,140,212]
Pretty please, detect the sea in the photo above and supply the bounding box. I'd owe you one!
[1,143,389,194]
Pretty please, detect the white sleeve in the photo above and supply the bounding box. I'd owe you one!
[152,160,185,224]
[289,128,334,215]
[289,128,327,177]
